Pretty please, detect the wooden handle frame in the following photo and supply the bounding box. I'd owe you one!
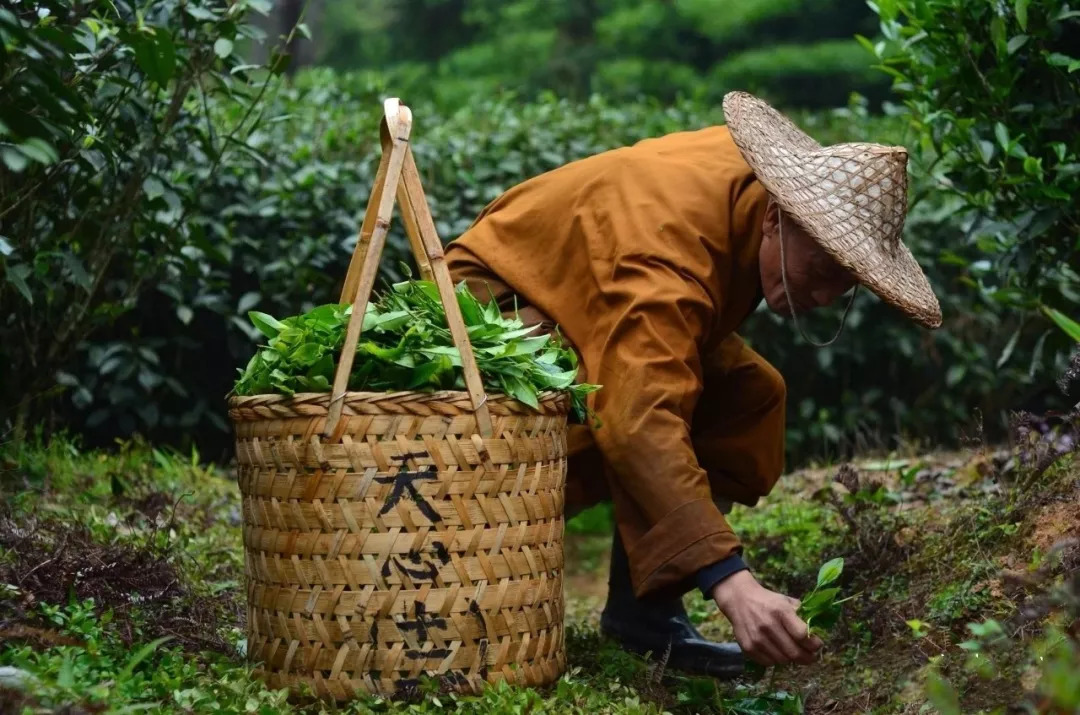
[325,98,493,437]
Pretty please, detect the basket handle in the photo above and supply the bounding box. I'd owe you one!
[325,98,494,438]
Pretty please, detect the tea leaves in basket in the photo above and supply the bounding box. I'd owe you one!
[234,279,599,419]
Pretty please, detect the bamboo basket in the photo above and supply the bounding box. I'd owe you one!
[227,99,569,700]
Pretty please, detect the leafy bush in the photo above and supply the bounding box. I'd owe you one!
[62,81,730,452]
[5,61,1061,463]
[866,0,1080,323]
[314,0,883,108]
[0,0,280,438]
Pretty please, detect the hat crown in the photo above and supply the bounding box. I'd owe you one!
[800,144,910,250]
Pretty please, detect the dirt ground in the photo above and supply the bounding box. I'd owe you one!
[562,447,1080,714]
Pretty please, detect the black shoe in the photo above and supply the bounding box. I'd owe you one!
[599,529,744,679]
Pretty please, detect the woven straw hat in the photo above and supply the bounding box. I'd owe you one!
[722,91,942,329]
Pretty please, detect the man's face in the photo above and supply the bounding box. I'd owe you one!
[758,198,857,315]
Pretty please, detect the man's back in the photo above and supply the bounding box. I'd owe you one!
[447,125,768,356]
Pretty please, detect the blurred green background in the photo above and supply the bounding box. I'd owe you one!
[295,0,888,108]
[2,0,1078,466]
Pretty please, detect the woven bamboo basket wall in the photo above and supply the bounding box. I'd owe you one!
[227,100,569,699]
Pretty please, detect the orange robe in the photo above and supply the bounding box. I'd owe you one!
[446,126,786,599]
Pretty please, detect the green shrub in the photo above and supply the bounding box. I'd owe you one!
[4,12,1062,464]
[4,56,1062,463]
[0,0,280,438]
[315,0,881,109]
[866,0,1080,332]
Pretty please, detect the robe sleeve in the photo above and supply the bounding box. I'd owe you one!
[582,169,745,599]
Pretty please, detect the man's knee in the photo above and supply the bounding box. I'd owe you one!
[756,357,786,417]
[737,347,786,422]
[708,334,786,416]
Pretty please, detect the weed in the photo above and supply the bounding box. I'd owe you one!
[728,498,844,595]
[2,423,1078,713]
[684,591,713,626]
[926,565,999,629]
[923,539,1080,714]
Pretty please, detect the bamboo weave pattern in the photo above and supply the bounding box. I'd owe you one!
[231,390,570,699]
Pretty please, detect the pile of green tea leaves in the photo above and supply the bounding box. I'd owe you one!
[233,280,599,420]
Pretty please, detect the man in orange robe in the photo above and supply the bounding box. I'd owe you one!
[446,92,941,675]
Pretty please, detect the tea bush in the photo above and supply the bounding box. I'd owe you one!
[4,59,1069,462]
[315,0,887,108]
[0,0,281,438]
[2,13,1072,462]
[866,0,1080,323]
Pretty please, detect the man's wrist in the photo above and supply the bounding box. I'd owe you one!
[711,568,758,610]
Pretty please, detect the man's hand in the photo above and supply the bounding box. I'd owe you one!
[711,570,823,667]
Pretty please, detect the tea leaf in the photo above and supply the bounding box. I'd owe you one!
[816,557,844,588]
[249,311,285,338]
[925,670,962,715]
[798,588,840,616]
[290,343,322,365]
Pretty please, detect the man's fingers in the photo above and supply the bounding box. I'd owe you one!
[766,623,807,663]
[773,610,823,664]
[752,638,785,667]
[741,628,782,667]
[780,609,818,650]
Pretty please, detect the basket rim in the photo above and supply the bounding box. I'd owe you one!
[230,388,574,399]
[227,388,572,409]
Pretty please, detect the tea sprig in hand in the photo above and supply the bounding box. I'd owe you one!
[797,557,854,638]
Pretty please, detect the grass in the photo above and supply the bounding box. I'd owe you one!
[1,431,1078,714]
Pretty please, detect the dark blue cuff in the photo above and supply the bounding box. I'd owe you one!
[696,554,750,598]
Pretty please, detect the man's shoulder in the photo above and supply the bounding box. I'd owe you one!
[631,124,735,150]
[579,125,749,198]
[562,125,736,172]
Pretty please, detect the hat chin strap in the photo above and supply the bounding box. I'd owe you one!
[778,210,858,348]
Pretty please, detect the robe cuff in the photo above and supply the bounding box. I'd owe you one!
[627,498,741,599]
[695,555,750,598]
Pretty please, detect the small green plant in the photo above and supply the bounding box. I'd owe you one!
[905,619,931,639]
[1,600,291,714]
[728,499,844,595]
[797,557,851,637]
[684,591,713,627]
[926,568,997,627]
[234,279,600,419]
[957,619,1008,680]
